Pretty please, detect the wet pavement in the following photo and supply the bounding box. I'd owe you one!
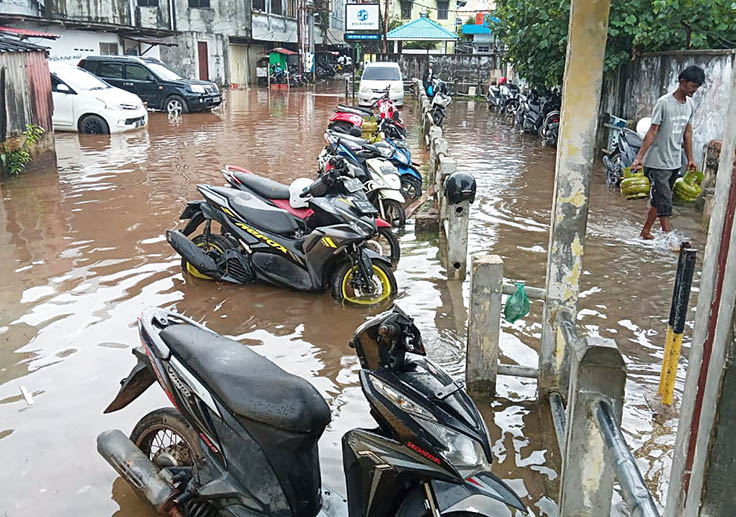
[0,84,705,515]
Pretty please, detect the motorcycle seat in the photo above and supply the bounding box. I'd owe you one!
[622,128,643,147]
[336,104,372,116]
[211,187,300,235]
[231,172,290,200]
[160,324,331,435]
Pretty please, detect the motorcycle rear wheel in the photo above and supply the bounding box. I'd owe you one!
[130,407,204,469]
[331,260,397,305]
[400,175,423,201]
[365,227,401,268]
[381,199,406,228]
[181,234,233,280]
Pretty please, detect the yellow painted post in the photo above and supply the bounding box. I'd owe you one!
[658,243,697,405]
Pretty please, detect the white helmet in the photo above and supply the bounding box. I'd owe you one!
[636,117,652,138]
[289,178,314,209]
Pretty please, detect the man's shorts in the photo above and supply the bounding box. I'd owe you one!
[646,167,679,218]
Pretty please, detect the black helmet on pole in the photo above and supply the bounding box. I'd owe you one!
[444,171,477,205]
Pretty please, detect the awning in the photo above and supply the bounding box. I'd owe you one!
[0,26,59,40]
[387,17,459,41]
[270,47,297,55]
[122,34,177,47]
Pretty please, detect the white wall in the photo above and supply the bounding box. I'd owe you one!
[252,13,298,44]
[8,23,161,65]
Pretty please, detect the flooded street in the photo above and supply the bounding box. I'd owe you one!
[0,84,704,515]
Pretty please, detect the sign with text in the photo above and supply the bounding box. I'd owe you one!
[345,3,380,31]
[344,33,380,41]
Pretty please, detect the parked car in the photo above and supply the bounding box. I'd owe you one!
[358,62,404,107]
[50,63,147,134]
[78,55,221,114]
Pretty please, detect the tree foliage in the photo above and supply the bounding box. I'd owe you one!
[494,0,736,88]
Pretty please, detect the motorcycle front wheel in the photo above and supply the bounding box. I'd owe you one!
[331,259,397,305]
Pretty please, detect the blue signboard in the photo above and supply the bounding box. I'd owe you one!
[344,33,380,41]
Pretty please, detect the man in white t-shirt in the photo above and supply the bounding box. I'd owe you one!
[631,65,705,240]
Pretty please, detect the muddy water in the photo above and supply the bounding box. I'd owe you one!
[0,86,701,515]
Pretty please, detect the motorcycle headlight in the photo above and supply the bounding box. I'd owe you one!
[417,418,492,475]
[190,84,206,93]
[370,375,437,421]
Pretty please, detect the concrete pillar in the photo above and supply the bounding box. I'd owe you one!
[666,59,736,517]
[466,254,503,395]
[430,137,448,178]
[559,336,626,517]
[539,0,611,396]
[436,155,456,222]
[444,200,470,279]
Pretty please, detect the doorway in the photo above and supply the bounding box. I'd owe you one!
[197,41,209,80]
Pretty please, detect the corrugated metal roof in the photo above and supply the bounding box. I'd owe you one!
[0,36,48,53]
[387,17,459,41]
[461,24,492,35]
[0,26,60,39]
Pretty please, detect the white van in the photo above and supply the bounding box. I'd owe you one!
[50,63,148,134]
[358,62,404,107]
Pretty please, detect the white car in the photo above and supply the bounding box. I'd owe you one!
[50,63,147,134]
[358,62,404,107]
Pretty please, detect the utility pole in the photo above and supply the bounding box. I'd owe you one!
[308,0,315,64]
[382,0,389,55]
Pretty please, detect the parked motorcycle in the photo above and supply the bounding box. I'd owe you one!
[381,136,422,201]
[222,161,401,268]
[322,130,407,227]
[539,109,560,147]
[429,79,452,127]
[602,124,646,186]
[166,160,397,304]
[98,305,528,516]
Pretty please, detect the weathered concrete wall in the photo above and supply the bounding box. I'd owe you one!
[160,31,228,85]
[385,53,501,88]
[252,13,297,44]
[44,0,131,25]
[173,0,250,38]
[601,50,735,167]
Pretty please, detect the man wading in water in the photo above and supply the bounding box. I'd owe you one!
[631,65,705,240]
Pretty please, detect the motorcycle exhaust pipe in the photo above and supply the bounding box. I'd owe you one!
[97,429,183,516]
[166,230,219,276]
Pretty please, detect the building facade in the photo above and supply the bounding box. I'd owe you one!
[0,0,345,87]
[389,0,458,36]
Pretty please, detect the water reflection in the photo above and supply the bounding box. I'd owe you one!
[0,86,701,515]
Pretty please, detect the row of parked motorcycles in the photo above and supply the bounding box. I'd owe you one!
[487,82,562,147]
[270,63,344,86]
[95,80,528,516]
[423,69,453,127]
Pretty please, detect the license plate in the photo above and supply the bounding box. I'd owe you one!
[344,178,363,193]
[211,96,221,103]
[355,200,377,215]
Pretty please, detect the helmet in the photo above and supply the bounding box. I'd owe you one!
[636,117,652,139]
[444,171,477,205]
[289,178,314,208]
[498,76,507,86]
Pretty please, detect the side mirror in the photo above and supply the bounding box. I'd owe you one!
[147,75,156,82]
[57,83,72,94]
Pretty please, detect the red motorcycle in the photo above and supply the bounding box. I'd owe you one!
[328,87,405,140]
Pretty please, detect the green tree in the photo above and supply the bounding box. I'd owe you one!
[494,0,736,88]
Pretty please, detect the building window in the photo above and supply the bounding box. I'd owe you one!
[188,0,210,8]
[476,45,490,53]
[271,0,282,15]
[400,0,411,18]
[253,0,266,10]
[437,1,448,19]
[99,42,119,55]
[286,0,296,17]
[137,0,159,7]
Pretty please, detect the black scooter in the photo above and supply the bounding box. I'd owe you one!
[166,161,397,305]
[603,127,643,186]
[97,305,528,516]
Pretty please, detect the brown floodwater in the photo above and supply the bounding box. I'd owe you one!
[0,84,704,516]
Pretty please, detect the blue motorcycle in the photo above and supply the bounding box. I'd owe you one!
[379,136,423,201]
